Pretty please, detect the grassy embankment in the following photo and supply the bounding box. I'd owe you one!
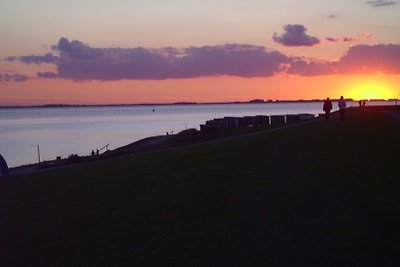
[1,107,399,266]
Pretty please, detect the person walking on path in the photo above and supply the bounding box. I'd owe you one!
[323,97,333,121]
[338,96,347,121]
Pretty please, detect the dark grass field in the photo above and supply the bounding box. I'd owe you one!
[1,107,399,266]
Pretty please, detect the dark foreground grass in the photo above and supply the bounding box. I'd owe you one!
[1,108,400,266]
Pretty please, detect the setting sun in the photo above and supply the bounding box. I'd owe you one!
[346,76,397,100]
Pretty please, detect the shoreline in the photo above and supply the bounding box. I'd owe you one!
[4,105,399,174]
[1,99,397,109]
[7,112,321,174]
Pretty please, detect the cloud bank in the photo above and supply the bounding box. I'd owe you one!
[4,38,400,81]
[9,38,292,80]
[273,24,320,47]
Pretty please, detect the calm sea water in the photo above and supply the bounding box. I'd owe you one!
[0,101,394,167]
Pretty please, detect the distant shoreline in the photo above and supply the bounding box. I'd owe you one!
[1,99,397,109]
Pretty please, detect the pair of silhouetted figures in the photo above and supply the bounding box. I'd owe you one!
[323,96,346,121]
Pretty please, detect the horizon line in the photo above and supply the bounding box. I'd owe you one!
[1,98,398,108]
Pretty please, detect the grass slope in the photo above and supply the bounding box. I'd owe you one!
[1,108,400,266]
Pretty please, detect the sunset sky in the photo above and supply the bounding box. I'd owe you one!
[1,0,399,105]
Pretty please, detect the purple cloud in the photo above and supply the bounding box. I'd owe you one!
[6,53,59,64]
[49,38,291,80]
[273,24,320,47]
[326,37,357,43]
[0,73,29,82]
[37,72,58,78]
[287,59,336,76]
[176,44,289,78]
[5,56,17,61]
[365,0,397,7]
[325,33,374,43]
[288,44,400,76]
[336,44,400,74]
[52,38,173,80]
[8,38,400,80]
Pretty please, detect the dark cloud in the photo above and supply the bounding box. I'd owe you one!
[273,24,320,47]
[6,53,59,64]
[325,33,373,43]
[365,0,397,7]
[20,53,59,64]
[0,73,29,82]
[324,14,338,19]
[5,56,17,61]
[37,72,58,78]
[326,37,357,43]
[48,38,291,80]
[325,37,353,43]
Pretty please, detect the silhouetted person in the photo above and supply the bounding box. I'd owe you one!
[338,96,346,121]
[362,100,366,107]
[96,149,99,155]
[359,100,362,107]
[323,97,332,121]
[91,150,95,156]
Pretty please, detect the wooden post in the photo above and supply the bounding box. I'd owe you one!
[32,145,41,163]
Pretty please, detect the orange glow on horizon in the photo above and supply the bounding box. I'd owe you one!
[1,74,399,106]
[344,76,398,100]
